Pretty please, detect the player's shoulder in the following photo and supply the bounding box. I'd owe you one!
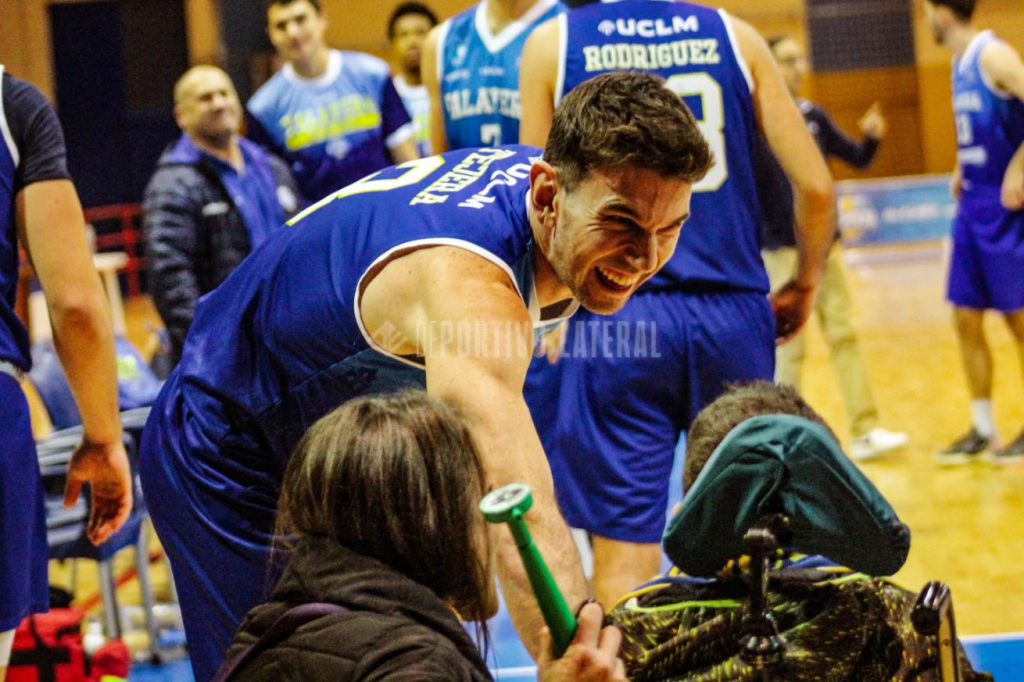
[1,70,53,118]
[247,70,290,116]
[340,50,392,79]
[443,4,477,39]
[979,32,1023,66]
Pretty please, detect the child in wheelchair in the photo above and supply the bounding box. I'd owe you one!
[606,381,991,681]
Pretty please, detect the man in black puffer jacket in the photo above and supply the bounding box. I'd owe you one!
[144,66,300,365]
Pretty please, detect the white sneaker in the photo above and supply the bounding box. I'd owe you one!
[850,428,909,461]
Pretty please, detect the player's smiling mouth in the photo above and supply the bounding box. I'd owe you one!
[595,266,637,292]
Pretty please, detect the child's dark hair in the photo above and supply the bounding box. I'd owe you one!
[685,381,836,491]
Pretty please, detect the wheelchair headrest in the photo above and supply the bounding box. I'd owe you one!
[663,415,910,577]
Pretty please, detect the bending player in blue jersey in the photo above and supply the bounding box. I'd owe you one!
[247,0,419,202]
[0,68,130,678]
[924,0,1024,464]
[139,73,713,681]
[421,0,562,151]
[518,0,835,605]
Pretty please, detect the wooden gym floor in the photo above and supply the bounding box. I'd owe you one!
[796,243,1024,636]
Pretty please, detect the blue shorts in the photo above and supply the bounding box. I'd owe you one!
[139,379,281,682]
[526,289,775,544]
[0,372,49,632]
[947,192,1024,313]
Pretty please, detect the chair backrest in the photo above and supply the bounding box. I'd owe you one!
[29,341,81,430]
[29,337,163,430]
[663,415,911,577]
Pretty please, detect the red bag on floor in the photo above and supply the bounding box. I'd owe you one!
[7,609,130,682]
[8,609,88,682]
[90,639,131,680]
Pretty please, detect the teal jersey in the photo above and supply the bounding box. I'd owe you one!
[436,0,563,149]
[248,50,414,201]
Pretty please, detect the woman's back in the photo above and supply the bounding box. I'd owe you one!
[228,537,493,681]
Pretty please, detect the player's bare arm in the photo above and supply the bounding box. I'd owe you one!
[519,19,560,147]
[980,40,1024,210]
[360,245,588,659]
[17,179,131,546]
[422,25,450,153]
[734,17,834,341]
[390,136,421,164]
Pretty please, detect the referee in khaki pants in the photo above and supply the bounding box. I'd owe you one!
[759,36,908,461]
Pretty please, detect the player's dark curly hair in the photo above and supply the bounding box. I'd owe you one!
[684,381,837,491]
[388,1,439,39]
[265,0,321,13]
[545,72,713,190]
[927,0,976,21]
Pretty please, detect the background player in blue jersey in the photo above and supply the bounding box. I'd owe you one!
[388,2,439,157]
[519,0,835,605]
[924,0,1024,464]
[0,67,130,677]
[139,73,712,680]
[248,0,419,202]
[421,0,562,151]
[759,36,909,461]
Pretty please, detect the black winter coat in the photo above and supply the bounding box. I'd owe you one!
[142,134,300,364]
[225,537,494,682]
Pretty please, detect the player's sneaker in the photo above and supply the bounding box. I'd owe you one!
[935,428,991,465]
[850,428,909,461]
[991,428,1024,466]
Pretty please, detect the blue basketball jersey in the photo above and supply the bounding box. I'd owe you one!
[952,30,1024,192]
[248,50,414,202]
[164,146,575,467]
[437,0,563,149]
[558,0,766,292]
[0,67,28,370]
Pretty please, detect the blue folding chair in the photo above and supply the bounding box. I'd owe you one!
[29,336,163,430]
[35,407,175,662]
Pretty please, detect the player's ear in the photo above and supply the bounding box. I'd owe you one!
[529,160,560,230]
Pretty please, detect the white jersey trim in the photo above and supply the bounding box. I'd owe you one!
[554,13,568,107]
[392,75,427,101]
[474,0,559,55]
[385,122,417,149]
[353,237,526,369]
[0,65,21,167]
[718,10,754,93]
[282,49,343,88]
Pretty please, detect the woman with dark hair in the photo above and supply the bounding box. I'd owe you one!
[222,391,625,681]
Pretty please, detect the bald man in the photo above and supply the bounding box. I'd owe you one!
[143,66,301,365]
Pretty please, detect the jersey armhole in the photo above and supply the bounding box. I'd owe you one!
[718,9,754,93]
[353,238,525,369]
